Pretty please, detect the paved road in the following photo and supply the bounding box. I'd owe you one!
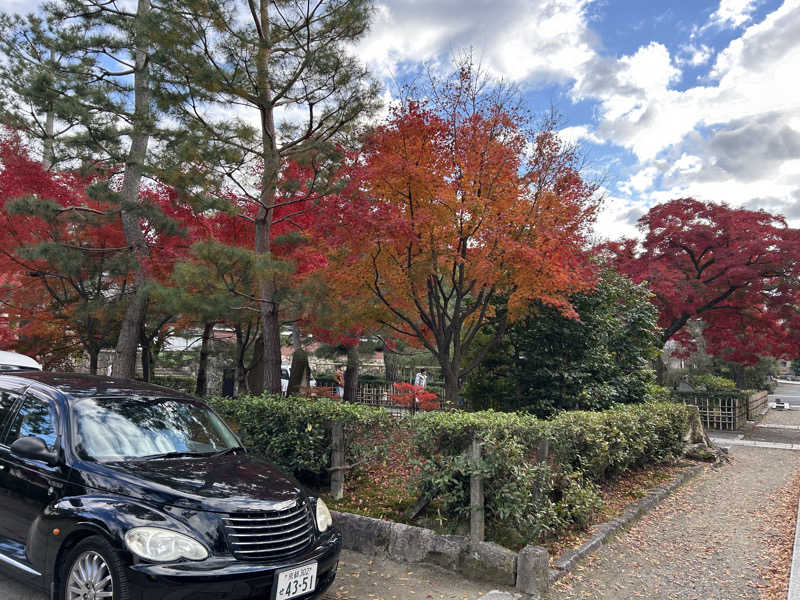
[0,549,514,600]
[770,380,800,407]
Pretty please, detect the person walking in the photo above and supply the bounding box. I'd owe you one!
[413,368,427,412]
[414,368,427,389]
[334,367,345,399]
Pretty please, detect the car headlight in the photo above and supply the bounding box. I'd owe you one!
[124,527,208,562]
[316,498,332,532]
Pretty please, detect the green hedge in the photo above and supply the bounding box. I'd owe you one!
[410,401,693,544]
[148,375,196,395]
[547,402,692,481]
[207,395,394,481]
[208,394,693,547]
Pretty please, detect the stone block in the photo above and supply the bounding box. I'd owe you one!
[460,541,517,586]
[552,548,579,571]
[331,510,391,556]
[515,545,550,598]
[388,522,435,563]
[427,534,469,570]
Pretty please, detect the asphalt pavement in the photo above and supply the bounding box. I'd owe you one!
[770,380,800,407]
[0,549,516,600]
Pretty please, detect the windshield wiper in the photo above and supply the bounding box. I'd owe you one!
[210,446,245,458]
[129,451,209,462]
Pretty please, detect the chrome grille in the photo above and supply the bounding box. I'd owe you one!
[223,501,315,561]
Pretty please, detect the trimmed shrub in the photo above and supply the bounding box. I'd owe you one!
[149,375,196,395]
[410,402,692,544]
[689,373,737,392]
[547,402,691,481]
[207,395,394,481]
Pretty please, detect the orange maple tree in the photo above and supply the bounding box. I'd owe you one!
[317,66,598,403]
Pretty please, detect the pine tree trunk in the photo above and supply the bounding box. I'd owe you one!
[258,291,282,394]
[112,0,152,379]
[140,342,151,382]
[247,335,265,393]
[248,0,283,396]
[344,344,359,402]
[42,107,55,170]
[195,322,214,396]
[89,348,99,375]
[235,324,249,395]
[287,349,310,396]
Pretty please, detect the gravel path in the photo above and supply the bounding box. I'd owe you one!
[550,445,799,599]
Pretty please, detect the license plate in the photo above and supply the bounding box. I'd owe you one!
[273,562,318,600]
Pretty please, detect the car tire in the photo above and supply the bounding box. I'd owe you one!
[58,535,131,600]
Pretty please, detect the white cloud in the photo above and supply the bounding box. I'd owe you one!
[677,43,713,66]
[665,153,703,177]
[620,166,659,195]
[356,0,596,83]
[592,190,644,241]
[558,125,602,145]
[709,0,759,29]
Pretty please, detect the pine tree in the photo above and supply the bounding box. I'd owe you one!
[0,0,217,378]
[155,0,380,393]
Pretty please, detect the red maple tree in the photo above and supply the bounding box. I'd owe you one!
[389,382,440,412]
[0,133,204,371]
[605,198,800,364]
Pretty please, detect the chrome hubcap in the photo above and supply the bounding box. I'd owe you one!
[66,551,113,600]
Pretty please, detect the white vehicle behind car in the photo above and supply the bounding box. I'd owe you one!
[0,350,42,372]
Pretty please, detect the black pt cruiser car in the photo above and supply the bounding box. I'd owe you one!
[0,372,341,600]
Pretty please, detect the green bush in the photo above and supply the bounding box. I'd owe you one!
[548,402,690,481]
[207,395,394,481]
[411,402,691,543]
[689,373,737,392]
[148,375,196,395]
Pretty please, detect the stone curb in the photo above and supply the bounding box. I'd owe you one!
[549,464,706,583]
[788,488,800,600]
[330,510,547,596]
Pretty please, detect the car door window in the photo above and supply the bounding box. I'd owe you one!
[0,390,22,440]
[4,396,57,450]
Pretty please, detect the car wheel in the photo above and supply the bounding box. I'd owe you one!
[59,535,131,600]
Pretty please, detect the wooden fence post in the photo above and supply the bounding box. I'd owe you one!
[470,437,484,542]
[537,438,549,463]
[331,421,344,501]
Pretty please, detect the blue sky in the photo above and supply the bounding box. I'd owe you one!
[352,0,800,239]
[2,0,798,240]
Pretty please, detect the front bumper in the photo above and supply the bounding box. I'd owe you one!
[125,530,341,600]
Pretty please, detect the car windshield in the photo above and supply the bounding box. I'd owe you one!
[71,397,240,462]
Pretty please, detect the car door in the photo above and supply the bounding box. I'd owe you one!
[0,389,63,551]
[0,386,25,541]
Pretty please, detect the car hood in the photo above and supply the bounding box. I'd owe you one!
[77,454,305,513]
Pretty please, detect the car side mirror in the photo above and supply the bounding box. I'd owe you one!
[10,436,58,466]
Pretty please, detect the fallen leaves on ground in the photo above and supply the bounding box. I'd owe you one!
[758,467,800,600]
[546,461,700,558]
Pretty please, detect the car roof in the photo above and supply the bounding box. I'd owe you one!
[0,372,194,401]
[0,350,42,371]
